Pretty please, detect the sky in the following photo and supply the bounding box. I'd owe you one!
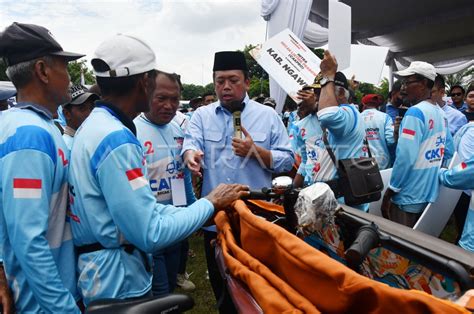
[0,0,267,85]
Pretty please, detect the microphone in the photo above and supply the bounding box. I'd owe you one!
[228,101,245,139]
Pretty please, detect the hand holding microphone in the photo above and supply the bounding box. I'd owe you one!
[228,100,245,139]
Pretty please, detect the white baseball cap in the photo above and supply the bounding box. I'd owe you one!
[92,33,157,77]
[395,61,436,81]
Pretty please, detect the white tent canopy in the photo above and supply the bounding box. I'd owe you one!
[262,0,474,111]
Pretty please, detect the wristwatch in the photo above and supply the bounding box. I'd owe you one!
[319,76,335,87]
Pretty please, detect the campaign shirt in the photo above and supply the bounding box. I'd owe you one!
[68,103,214,305]
[0,104,78,313]
[292,113,335,185]
[317,104,369,211]
[390,101,453,211]
[441,103,467,135]
[134,114,195,205]
[439,160,474,252]
[361,108,395,169]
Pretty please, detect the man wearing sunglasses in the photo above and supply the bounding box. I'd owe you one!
[449,85,467,112]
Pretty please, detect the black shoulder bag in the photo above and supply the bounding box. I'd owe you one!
[322,129,384,206]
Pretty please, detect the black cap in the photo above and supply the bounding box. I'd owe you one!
[213,51,248,72]
[334,71,348,90]
[66,84,99,106]
[0,22,84,66]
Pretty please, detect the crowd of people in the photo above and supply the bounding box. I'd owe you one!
[0,21,473,313]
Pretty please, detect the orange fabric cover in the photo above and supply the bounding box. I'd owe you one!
[215,200,469,314]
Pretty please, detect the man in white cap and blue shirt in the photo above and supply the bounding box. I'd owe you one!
[381,61,453,227]
[0,22,84,313]
[68,34,249,305]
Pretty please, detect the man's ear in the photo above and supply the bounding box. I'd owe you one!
[34,59,50,84]
[244,77,250,92]
[62,107,72,123]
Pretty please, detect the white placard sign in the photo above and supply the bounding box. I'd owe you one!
[250,28,321,103]
[328,0,351,70]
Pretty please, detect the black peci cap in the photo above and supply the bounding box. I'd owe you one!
[213,51,248,72]
[0,22,84,66]
[334,71,349,90]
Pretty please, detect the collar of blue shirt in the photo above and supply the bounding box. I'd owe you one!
[14,101,53,119]
[215,93,250,114]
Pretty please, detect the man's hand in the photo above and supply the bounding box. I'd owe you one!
[232,127,255,158]
[205,184,250,211]
[381,189,395,219]
[184,150,204,177]
[320,50,338,77]
[349,75,360,90]
[296,89,317,110]
[0,265,13,314]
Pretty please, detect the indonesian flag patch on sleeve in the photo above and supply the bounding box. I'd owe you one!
[13,178,42,199]
[401,128,416,140]
[126,168,148,190]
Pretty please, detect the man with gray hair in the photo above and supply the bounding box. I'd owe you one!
[0,22,84,313]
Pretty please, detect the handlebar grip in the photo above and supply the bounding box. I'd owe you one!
[345,224,380,267]
[246,191,272,200]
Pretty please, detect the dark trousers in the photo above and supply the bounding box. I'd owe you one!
[152,242,181,297]
[389,203,422,228]
[178,239,189,274]
[453,192,471,243]
[203,230,237,314]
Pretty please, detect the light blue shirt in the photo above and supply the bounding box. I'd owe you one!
[450,102,468,113]
[441,103,467,135]
[439,159,474,252]
[134,114,196,206]
[317,104,369,212]
[361,108,395,169]
[0,104,79,313]
[182,95,294,197]
[385,102,399,123]
[390,101,453,211]
[68,103,214,305]
[292,113,333,185]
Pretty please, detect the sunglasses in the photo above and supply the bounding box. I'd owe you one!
[450,93,463,97]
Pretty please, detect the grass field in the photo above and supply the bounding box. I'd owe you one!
[175,234,218,314]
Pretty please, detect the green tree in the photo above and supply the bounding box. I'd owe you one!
[182,83,206,100]
[444,66,473,91]
[242,44,268,80]
[67,60,95,85]
[248,77,269,98]
[0,60,9,81]
[311,48,325,59]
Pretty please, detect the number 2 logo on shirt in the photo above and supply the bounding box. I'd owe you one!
[58,149,68,166]
[428,119,434,129]
[144,141,155,154]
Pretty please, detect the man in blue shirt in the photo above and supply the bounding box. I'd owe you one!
[312,55,368,211]
[382,61,451,227]
[182,51,293,313]
[439,159,474,253]
[68,35,248,305]
[134,71,196,296]
[384,81,403,123]
[361,94,395,169]
[62,84,98,150]
[449,85,468,112]
[431,75,467,136]
[0,22,84,313]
